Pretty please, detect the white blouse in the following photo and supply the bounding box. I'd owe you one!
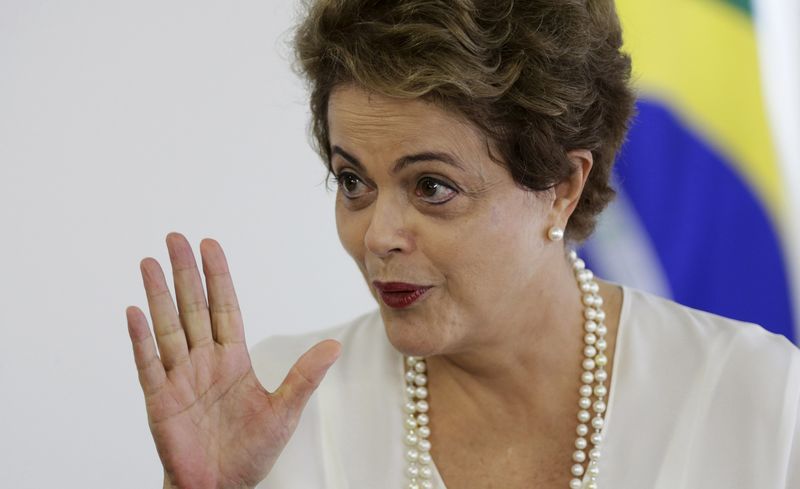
[251,286,800,488]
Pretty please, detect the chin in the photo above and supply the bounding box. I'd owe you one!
[379,310,442,357]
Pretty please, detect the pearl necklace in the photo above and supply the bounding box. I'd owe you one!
[401,250,608,489]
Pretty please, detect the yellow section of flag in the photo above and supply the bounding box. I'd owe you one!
[615,0,783,216]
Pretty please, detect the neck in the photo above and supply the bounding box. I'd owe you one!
[425,255,586,425]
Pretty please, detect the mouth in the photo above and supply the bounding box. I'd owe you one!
[372,281,433,309]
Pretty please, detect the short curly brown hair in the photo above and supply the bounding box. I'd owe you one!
[293,0,636,242]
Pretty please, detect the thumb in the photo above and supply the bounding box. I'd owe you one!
[276,339,342,415]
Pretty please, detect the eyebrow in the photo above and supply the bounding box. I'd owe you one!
[331,145,466,175]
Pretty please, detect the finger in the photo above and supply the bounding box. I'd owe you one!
[276,340,341,415]
[199,238,245,345]
[140,257,190,369]
[126,306,167,396]
[166,232,213,349]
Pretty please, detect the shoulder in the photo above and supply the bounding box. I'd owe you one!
[249,309,384,392]
[619,285,800,426]
[621,285,800,372]
[617,285,800,425]
[605,287,800,485]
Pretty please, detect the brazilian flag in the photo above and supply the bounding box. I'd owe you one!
[584,0,798,344]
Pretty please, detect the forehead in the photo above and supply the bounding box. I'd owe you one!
[327,84,489,159]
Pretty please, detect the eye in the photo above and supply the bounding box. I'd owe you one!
[415,177,457,205]
[333,171,370,199]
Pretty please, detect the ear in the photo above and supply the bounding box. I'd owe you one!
[550,149,593,226]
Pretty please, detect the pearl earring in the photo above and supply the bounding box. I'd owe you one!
[548,226,564,242]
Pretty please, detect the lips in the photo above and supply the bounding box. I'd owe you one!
[373,281,433,309]
[373,281,429,292]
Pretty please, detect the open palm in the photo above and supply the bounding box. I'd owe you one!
[126,233,340,489]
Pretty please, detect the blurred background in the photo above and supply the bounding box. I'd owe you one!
[0,0,797,487]
[583,0,799,346]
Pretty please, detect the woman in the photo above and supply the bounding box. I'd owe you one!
[125,1,800,488]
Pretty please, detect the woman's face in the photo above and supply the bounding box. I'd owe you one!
[328,84,562,357]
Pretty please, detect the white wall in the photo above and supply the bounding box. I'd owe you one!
[0,1,375,486]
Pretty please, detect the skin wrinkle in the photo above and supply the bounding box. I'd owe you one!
[331,107,498,205]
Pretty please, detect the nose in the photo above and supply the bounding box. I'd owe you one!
[364,194,415,258]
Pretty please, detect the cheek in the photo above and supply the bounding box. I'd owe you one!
[437,202,540,294]
[454,201,535,254]
[335,202,355,255]
[335,199,369,266]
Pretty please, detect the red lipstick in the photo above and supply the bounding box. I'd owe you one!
[373,281,432,309]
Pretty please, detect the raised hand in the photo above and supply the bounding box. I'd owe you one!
[126,232,341,489]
